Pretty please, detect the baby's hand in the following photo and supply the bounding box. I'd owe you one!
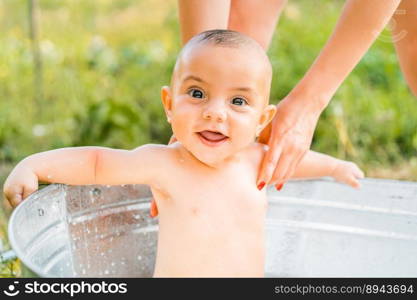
[3,162,39,207]
[331,160,365,189]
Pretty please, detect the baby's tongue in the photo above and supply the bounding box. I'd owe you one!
[199,130,226,141]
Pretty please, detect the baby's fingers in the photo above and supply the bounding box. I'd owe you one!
[11,194,23,207]
[347,175,361,189]
[22,185,38,200]
[4,182,38,207]
[354,167,365,179]
[3,185,24,208]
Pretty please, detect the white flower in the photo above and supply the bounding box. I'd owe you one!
[40,40,62,63]
[32,124,48,137]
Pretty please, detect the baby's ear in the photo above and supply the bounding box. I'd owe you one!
[257,104,276,136]
[161,86,173,123]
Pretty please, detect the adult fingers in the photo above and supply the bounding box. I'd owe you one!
[257,141,283,190]
[273,148,307,186]
[150,199,158,218]
[271,153,289,186]
[268,146,295,186]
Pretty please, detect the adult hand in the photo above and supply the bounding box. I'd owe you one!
[149,134,177,218]
[257,95,321,190]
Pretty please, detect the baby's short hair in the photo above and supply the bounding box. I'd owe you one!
[183,29,263,52]
[192,29,255,48]
[172,29,271,86]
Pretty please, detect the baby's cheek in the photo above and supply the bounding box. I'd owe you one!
[232,125,257,146]
[171,118,191,140]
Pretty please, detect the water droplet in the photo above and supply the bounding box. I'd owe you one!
[137,255,142,261]
[90,188,101,197]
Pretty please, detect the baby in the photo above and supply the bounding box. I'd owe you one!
[3,30,364,277]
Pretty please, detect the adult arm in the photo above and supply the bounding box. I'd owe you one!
[178,0,230,45]
[257,0,402,189]
[392,0,417,98]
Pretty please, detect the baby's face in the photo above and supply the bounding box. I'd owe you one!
[162,44,276,167]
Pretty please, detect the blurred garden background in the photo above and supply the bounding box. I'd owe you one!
[1,0,417,277]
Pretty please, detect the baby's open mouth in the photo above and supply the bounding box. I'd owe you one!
[197,130,229,145]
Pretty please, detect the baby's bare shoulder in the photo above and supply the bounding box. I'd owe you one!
[245,142,268,165]
[129,143,181,183]
[132,143,170,155]
[130,143,177,167]
[140,142,193,166]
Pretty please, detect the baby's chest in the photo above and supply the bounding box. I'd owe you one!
[151,152,268,213]
[168,170,266,215]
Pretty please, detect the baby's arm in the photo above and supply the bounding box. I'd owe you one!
[3,145,166,206]
[291,150,364,188]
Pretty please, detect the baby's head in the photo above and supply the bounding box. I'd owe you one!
[161,30,276,166]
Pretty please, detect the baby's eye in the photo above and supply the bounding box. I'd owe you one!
[187,88,205,99]
[231,97,248,106]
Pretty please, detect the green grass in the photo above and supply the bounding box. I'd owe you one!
[1,0,417,277]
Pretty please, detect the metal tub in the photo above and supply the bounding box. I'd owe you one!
[7,178,417,277]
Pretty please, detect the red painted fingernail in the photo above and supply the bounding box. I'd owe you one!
[257,181,266,190]
[276,183,284,191]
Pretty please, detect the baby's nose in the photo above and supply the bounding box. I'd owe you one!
[202,106,227,122]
